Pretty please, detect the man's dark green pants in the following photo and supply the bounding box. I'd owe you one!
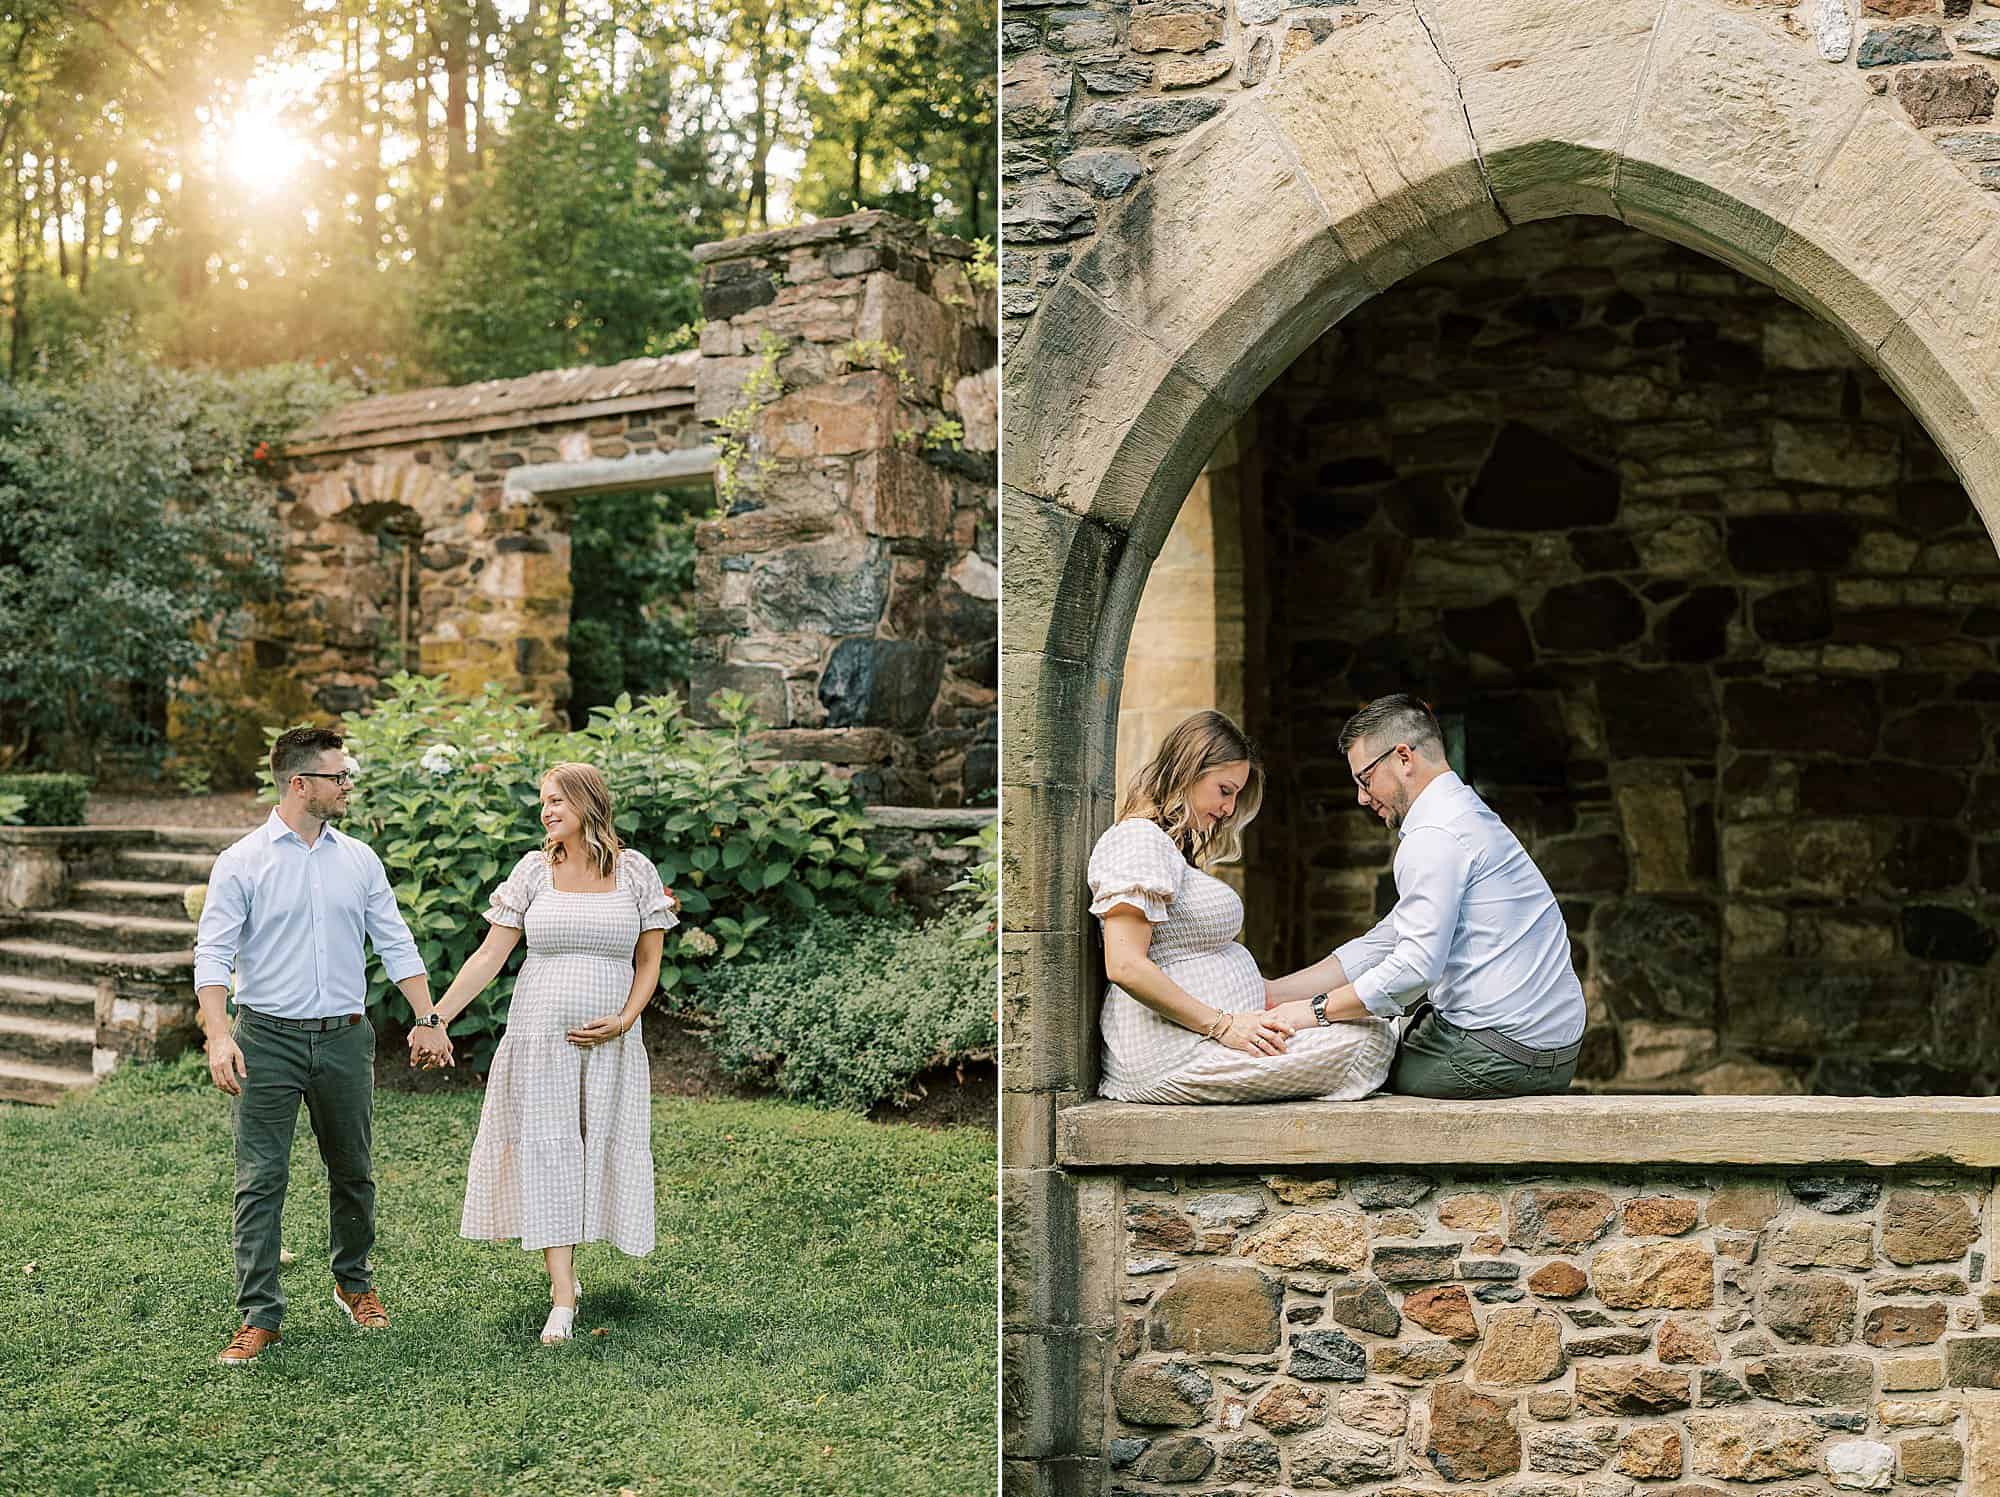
[231,1008,376,1331]
[1387,1003,1577,1098]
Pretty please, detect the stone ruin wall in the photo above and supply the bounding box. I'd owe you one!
[1114,215,2000,1098]
[1000,0,2000,359]
[268,363,707,719]
[1090,1165,2000,1496]
[690,213,1001,806]
[238,213,995,809]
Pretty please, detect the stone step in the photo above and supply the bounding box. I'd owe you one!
[5,909,198,955]
[0,1055,94,1106]
[0,972,97,1022]
[69,879,195,918]
[0,1009,93,1065]
[110,849,220,884]
[0,938,192,985]
[158,826,258,853]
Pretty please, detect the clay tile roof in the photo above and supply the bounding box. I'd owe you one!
[293,351,701,449]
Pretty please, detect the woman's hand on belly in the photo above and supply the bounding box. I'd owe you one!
[567,1012,632,1049]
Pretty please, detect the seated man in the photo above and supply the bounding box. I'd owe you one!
[1266,694,1585,1097]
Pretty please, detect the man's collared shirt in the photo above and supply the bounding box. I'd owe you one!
[1333,770,1585,1050]
[193,810,426,1019]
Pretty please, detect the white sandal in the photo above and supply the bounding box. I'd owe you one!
[540,1304,575,1344]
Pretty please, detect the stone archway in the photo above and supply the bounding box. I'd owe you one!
[1000,3,2000,1484]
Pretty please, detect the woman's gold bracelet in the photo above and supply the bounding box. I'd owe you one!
[1202,1013,1229,1042]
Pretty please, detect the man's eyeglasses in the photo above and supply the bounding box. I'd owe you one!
[1352,744,1405,792]
[298,771,356,788]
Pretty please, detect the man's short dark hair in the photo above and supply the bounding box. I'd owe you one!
[271,726,345,789]
[1338,694,1443,759]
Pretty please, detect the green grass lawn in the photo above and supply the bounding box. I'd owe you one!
[0,1060,997,1497]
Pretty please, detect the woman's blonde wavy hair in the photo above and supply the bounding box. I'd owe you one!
[540,761,623,878]
[1116,710,1263,870]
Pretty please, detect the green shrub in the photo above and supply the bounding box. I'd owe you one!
[0,773,89,826]
[694,906,997,1112]
[946,819,997,943]
[267,675,898,1068]
[0,793,25,826]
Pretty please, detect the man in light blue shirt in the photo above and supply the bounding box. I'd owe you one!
[1266,694,1586,1097]
[194,726,450,1366]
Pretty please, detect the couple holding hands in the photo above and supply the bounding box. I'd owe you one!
[1091,695,1586,1106]
[194,727,677,1365]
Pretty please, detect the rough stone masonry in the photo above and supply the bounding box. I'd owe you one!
[1094,1167,2000,1495]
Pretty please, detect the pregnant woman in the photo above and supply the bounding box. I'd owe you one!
[429,761,677,1343]
[1091,711,1398,1103]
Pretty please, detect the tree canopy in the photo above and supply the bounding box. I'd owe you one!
[0,0,995,387]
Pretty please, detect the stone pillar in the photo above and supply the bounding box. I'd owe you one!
[690,211,998,807]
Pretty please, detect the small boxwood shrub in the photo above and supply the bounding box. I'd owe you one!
[0,773,89,826]
[693,906,997,1113]
[265,675,899,1068]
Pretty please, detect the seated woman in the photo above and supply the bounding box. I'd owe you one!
[1090,710,1399,1103]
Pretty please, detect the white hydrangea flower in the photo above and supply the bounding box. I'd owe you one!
[679,927,719,958]
[419,743,461,777]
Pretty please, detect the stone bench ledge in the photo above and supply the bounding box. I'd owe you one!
[1057,1095,2000,1169]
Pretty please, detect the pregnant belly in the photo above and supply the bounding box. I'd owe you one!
[1153,942,1264,1012]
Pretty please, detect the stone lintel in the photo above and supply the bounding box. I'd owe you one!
[283,389,697,459]
[692,209,974,266]
[1057,1096,2000,1169]
[502,445,719,500]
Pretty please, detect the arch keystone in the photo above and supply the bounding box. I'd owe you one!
[1421,0,1663,223]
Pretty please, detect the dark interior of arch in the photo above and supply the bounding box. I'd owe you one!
[1215,215,2000,1098]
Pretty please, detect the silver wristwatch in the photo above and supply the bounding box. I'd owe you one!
[1310,994,1331,1027]
[415,1012,444,1028]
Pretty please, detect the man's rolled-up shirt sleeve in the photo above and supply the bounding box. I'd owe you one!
[362,855,428,984]
[193,858,248,993]
[1349,828,1474,1018]
[1332,912,1398,990]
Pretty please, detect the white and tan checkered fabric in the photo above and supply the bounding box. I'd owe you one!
[1089,818,1398,1103]
[460,847,677,1256]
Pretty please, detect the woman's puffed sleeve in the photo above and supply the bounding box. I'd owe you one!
[1087,819,1187,923]
[623,849,680,934]
[485,851,543,929]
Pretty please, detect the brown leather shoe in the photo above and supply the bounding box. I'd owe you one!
[218,1324,281,1367]
[333,1283,389,1329]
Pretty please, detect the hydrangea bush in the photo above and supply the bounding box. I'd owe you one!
[264,675,897,1068]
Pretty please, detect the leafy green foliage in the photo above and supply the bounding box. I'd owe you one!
[276,676,897,1068]
[415,87,715,384]
[0,346,347,768]
[795,0,998,239]
[0,793,27,826]
[694,906,997,1112]
[0,773,88,826]
[946,820,997,944]
[567,484,707,719]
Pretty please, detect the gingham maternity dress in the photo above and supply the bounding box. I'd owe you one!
[1090,818,1399,1103]
[460,847,676,1256]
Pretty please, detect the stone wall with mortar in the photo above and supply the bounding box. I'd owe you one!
[1001,0,2000,360]
[692,213,1000,807]
[1087,1165,2000,1496]
[1122,215,2000,1097]
[266,367,707,720]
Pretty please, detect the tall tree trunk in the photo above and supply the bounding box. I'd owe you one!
[748,10,772,230]
[79,171,97,292]
[9,151,27,379]
[444,0,471,211]
[49,153,68,283]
